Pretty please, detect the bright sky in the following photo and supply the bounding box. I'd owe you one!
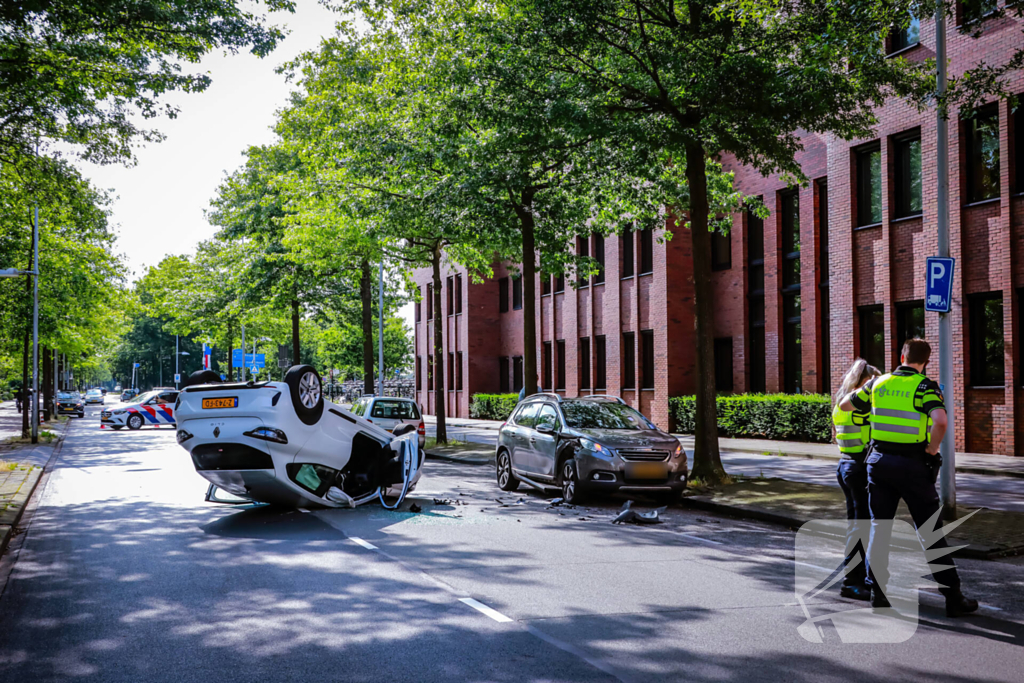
[80,1,414,328]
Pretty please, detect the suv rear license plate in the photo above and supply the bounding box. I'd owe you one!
[626,462,668,479]
[202,397,238,409]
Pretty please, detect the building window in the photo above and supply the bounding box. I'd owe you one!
[962,0,998,25]
[714,338,734,392]
[622,332,635,389]
[446,276,453,315]
[593,235,605,284]
[498,277,509,313]
[415,300,421,323]
[969,292,1004,386]
[966,105,1000,203]
[711,228,731,271]
[640,330,655,389]
[455,352,463,390]
[893,133,923,218]
[747,206,766,393]
[448,351,455,390]
[578,236,590,288]
[415,356,421,387]
[542,275,551,296]
[579,337,591,390]
[856,144,882,227]
[427,355,434,391]
[426,284,433,319]
[554,274,564,293]
[621,233,634,277]
[499,357,509,393]
[817,180,831,396]
[781,191,802,393]
[556,340,566,390]
[542,341,552,390]
[512,356,524,393]
[512,276,523,310]
[889,13,920,53]
[896,301,925,366]
[639,228,653,274]
[454,275,462,314]
[859,305,885,373]
[595,336,606,389]
[1017,103,1023,195]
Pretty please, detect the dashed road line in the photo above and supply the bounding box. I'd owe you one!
[459,597,513,623]
[349,536,378,550]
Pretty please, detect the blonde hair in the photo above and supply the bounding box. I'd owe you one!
[834,359,882,405]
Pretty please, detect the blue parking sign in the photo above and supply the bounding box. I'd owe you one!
[925,257,955,313]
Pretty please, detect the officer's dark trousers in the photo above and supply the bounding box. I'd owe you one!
[866,451,961,595]
[836,458,869,586]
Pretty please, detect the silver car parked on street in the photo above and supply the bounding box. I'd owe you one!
[494,394,688,504]
[349,396,426,448]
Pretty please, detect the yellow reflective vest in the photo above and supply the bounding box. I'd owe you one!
[832,404,870,457]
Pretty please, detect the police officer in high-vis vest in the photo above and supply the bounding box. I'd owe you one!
[832,359,881,601]
[840,338,978,617]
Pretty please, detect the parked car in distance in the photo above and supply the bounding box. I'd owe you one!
[56,391,85,418]
[84,388,105,405]
[494,395,688,504]
[350,396,425,448]
[120,389,138,402]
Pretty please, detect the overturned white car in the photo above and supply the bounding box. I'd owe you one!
[174,365,422,509]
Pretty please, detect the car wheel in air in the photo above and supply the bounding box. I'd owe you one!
[284,364,324,426]
[127,414,143,430]
[496,450,519,492]
[561,459,585,504]
[186,369,222,388]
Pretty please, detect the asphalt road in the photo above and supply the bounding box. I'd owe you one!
[429,424,1024,512]
[3,418,1024,682]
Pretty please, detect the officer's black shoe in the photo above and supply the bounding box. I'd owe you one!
[945,591,979,618]
[871,590,892,609]
[840,584,871,601]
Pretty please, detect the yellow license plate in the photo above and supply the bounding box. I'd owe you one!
[626,462,668,479]
[202,397,238,409]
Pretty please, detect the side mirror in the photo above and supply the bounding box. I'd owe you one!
[536,423,556,435]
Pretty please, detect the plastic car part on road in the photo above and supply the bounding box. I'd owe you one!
[378,435,421,510]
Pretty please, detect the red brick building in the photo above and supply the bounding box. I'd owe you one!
[412,12,1024,455]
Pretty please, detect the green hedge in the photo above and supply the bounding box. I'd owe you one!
[470,393,520,421]
[669,393,832,443]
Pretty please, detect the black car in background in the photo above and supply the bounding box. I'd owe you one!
[56,391,85,418]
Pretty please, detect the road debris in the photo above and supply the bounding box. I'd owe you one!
[612,500,665,525]
[409,503,422,513]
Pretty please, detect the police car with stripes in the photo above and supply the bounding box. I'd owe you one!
[101,387,178,430]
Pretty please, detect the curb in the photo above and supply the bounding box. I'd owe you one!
[424,450,493,466]
[679,497,1020,560]
[0,417,71,558]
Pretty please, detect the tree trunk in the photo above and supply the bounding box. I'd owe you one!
[291,298,301,365]
[685,142,726,483]
[21,329,29,438]
[431,245,447,444]
[360,260,374,396]
[42,347,52,422]
[516,192,538,398]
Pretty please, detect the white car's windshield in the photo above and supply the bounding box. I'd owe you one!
[58,392,75,400]
[87,390,102,396]
[132,391,159,404]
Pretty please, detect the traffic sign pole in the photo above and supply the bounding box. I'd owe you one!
[935,8,956,519]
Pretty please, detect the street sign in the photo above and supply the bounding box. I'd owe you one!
[174,373,181,383]
[232,349,266,369]
[133,362,140,368]
[925,257,955,313]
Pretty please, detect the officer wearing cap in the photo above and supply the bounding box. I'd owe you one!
[840,338,978,617]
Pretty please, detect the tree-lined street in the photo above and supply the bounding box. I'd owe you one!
[3,425,1024,682]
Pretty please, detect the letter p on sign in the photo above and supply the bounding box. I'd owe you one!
[925,257,954,313]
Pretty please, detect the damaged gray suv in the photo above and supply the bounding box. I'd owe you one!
[495,394,688,504]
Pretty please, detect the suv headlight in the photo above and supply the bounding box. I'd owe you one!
[579,437,612,455]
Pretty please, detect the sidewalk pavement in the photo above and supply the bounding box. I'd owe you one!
[423,414,1024,479]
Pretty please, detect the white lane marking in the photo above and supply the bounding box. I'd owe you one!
[350,537,378,550]
[459,597,513,623]
[676,532,724,545]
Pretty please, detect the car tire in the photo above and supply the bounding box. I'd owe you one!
[185,369,222,388]
[284,365,324,426]
[561,459,586,504]
[496,450,519,492]
[127,414,143,430]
